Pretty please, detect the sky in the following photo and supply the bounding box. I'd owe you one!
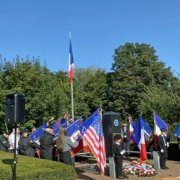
[0,1,180,75]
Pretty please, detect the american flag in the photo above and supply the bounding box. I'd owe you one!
[68,39,74,82]
[80,110,106,175]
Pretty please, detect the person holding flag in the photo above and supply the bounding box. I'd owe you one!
[56,128,80,166]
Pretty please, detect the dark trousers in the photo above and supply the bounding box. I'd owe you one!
[159,150,167,168]
[114,158,123,178]
[60,151,73,165]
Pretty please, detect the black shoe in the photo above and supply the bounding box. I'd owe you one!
[164,166,169,169]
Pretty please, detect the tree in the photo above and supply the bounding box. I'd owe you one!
[74,67,107,119]
[109,43,179,122]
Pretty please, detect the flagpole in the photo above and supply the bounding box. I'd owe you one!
[69,32,74,122]
[71,78,74,122]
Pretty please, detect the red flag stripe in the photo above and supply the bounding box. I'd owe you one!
[83,126,106,175]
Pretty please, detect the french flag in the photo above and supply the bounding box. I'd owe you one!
[68,39,74,82]
[128,116,135,143]
[154,113,168,136]
[153,113,168,149]
[132,117,149,162]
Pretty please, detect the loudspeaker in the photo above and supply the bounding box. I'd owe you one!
[5,94,25,125]
[102,111,121,157]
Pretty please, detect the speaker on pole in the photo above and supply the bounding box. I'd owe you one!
[5,93,25,125]
[5,93,25,180]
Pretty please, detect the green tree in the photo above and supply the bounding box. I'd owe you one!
[109,43,179,122]
[74,67,107,119]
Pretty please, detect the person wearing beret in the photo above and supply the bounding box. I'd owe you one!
[158,128,169,169]
[113,134,128,179]
[18,128,40,157]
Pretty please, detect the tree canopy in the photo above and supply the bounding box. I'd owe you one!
[0,43,180,132]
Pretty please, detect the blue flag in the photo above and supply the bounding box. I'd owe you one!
[154,114,168,130]
[67,118,82,142]
[132,116,152,145]
[29,123,47,142]
[174,123,180,137]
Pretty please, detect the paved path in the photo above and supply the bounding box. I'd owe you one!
[75,159,180,180]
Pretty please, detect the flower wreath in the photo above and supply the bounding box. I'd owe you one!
[123,160,158,177]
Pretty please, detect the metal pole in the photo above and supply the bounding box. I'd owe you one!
[71,80,74,122]
[4,118,9,132]
[12,125,17,180]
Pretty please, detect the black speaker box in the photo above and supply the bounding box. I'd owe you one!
[102,111,121,157]
[5,94,25,125]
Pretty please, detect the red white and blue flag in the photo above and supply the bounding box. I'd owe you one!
[66,118,84,157]
[68,39,74,82]
[153,113,168,149]
[132,116,152,162]
[80,110,106,175]
[154,113,168,136]
[128,116,135,143]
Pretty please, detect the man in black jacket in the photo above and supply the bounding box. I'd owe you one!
[0,131,10,151]
[158,128,168,169]
[18,129,40,157]
[39,126,55,160]
[113,134,128,179]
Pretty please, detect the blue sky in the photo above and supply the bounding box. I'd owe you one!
[0,1,180,75]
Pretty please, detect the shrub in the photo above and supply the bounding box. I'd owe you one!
[0,151,76,180]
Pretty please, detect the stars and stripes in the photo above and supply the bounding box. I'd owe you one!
[80,110,106,175]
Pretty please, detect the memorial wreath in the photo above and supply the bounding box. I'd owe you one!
[122,160,158,177]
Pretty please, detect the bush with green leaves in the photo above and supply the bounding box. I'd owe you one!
[0,151,76,180]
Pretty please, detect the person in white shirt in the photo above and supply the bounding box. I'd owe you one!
[8,127,20,153]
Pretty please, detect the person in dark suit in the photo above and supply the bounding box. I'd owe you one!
[121,124,130,154]
[113,134,128,179]
[39,126,55,160]
[158,128,168,169]
[0,131,10,151]
[18,128,40,157]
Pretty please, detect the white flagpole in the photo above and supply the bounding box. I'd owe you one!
[69,32,74,122]
[71,77,74,122]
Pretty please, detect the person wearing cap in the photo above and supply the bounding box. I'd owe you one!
[113,134,128,179]
[18,128,40,157]
[0,131,10,151]
[39,126,55,160]
[158,128,168,169]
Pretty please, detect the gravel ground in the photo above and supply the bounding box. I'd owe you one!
[75,158,180,180]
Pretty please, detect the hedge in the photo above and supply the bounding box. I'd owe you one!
[0,151,76,180]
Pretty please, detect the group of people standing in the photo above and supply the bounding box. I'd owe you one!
[0,112,80,166]
[112,123,180,179]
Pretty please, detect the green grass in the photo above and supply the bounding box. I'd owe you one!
[0,151,76,180]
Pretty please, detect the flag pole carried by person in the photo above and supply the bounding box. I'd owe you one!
[68,32,74,122]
